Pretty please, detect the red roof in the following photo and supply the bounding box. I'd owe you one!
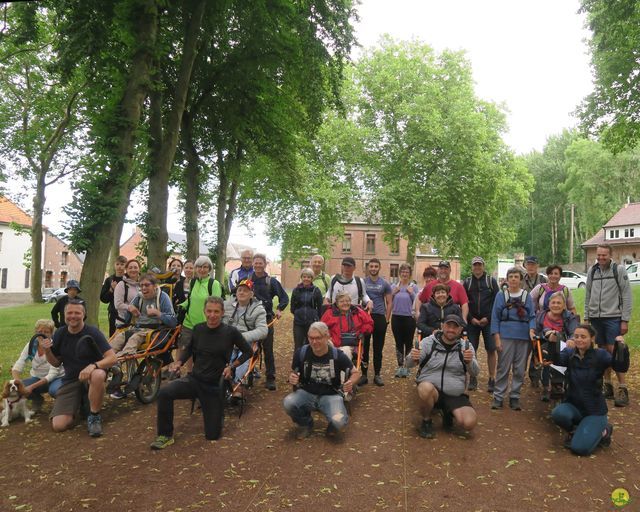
[604,202,640,228]
[0,196,32,228]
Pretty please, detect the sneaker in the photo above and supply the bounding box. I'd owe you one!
[509,398,522,411]
[326,423,341,437]
[418,419,435,439]
[394,367,403,378]
[357,375,368,386]
[253,369,262,379]
[468,375,477,391]
[599,424,614,447]
[442,411,454,432]
[150,435,175,450]
[373,375,384,387]
[603,381,614,399]
[541,389,550,402]
[295,424,313,440]
[614,387,629,407]
[491,398,503,409]
[487,378,495,393]
[110,389,126,400]
[400,367,410,378]
[87,413,103,437]
[265,378,276,391]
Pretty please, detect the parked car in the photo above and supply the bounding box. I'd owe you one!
[559,270,587,289]
[626,262,640,284]
[43,288,67,303]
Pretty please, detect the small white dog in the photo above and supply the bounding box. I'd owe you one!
[1,379,33,427]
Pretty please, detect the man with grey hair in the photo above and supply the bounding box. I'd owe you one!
[229,248,254,295]
[310,254,330,296]
[284,321,360,439]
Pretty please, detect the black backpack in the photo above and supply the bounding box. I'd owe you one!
[297,344,342,389]
[418,332,468,374]
[329,274,364,305]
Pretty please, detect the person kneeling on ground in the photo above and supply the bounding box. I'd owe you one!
[283,322,361,440]
[150,297,251,450]
[40,300,116,437]
[548,323,628,456]
[406,314,479,439]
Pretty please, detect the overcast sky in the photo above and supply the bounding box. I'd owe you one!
[31,0,594,259]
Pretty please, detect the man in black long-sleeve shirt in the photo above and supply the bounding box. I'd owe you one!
[150,297,251,449]
[99,256,127,337]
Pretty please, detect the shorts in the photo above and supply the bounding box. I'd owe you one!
[50,381,87,418]
[178,326,194,351]
[434,391,473,415]
[590,317,621,346]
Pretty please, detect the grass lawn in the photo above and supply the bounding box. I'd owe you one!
[1,288,638,381]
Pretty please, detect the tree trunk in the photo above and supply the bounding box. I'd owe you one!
[182,110,201,261]
[214,151,241,284]
[107,186,134,274]
[30,170,46,302]
[146,0,206,268]
[80,0,158,325]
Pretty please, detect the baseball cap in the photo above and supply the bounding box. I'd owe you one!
[341,257,356,267]
[437,260,451,268]
[471,256,485,265]
[237,279,254,290]
[443,314,465,327]
[524,255,539,264]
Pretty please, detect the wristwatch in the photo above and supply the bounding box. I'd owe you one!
[93,363,100,370]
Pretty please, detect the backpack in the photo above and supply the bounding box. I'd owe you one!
[329,274,364,305]
[464,274,497,294]
[182,277,216,315]
[298,344,342,388]
[589,262,623,308]
[539,283,569,311]
[500,289,530,322]
[418,332,468,374]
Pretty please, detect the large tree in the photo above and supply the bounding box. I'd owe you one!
[578,0,640,151]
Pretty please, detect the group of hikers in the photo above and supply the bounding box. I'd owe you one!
[10,243,631,456]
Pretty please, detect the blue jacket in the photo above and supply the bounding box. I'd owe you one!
[250,273,289,319]
[491,289,535,341]
[290,284,323,326]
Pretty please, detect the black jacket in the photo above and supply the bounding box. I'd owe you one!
[290,284,323,326]
[417,297,462,337]
[464,273,498,322]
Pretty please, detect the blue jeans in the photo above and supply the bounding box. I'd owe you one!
[283,389,349,430]
[22,376,63,399]
[551,402,608,456]
[590,317,621,346]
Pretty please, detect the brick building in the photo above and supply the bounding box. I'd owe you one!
[280,221,458,289]
[42,230,84,289]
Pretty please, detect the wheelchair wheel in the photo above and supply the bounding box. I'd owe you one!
[135,358,162,404]
[219,374,232,406]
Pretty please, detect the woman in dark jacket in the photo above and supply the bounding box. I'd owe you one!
[534,291,578,402]
[549,323,628,456]
[290,268,323,350]
[172,260,194,315]
[417,284,462,338]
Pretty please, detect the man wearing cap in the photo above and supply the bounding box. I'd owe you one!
[51,280,84,329]
[310,254,331,296]
[324,257,372,310]
[521,256,547,387]
[415,261,469,320]
[463,257,499,392]
[406,314,479,439]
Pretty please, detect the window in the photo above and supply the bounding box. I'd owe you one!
[625,228,635,238]
[609,229,620,239]
[0,232,3,251]
[61,251,68,265]
[390,264,399,281]
[1,268,7,289]
[390,236,400,255]
[60,270,68,288]
[45,270,53,288]
[24,268,30,288]
[342,234,352,253]
[366,234,376,254]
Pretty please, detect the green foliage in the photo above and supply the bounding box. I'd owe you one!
[578,0,640,151]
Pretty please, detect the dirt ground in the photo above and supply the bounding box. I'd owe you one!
[1,315,638,512]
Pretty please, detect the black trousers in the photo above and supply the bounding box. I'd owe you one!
[263,324,276,380]
[107,309,117,338]
[362,313,387,374]
[156,375,224,440]
[293,323,312,351]
[391,314,416,366]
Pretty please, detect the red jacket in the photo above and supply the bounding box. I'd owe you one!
[321,305,374,347]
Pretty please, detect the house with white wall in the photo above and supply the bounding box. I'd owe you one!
[0,196,33,294]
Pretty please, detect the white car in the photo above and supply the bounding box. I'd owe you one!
[559,270,587,289]
[626,263,640,284]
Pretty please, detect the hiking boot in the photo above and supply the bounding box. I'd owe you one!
[487,378,495,393]
[295,424,313,440]
[614,386,629,407]
[326,423,341,437]
[603,381,614,399]
[373,375,384,387]
[529,367,541,388]
[357,375,368,386]
[541,389,550,402]
[509,398,522,411]
[87,413,103,437]
[150,435,175,450]
[468,375,478,391]
[110,390,126,400]
[599,424,614,447]
[265,378,276,391]
[418,419,435,439]
[491,398,503,409]
[442,411,454,432]
[394,367,403,378]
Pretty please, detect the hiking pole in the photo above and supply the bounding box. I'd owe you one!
[356,335,364,371]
